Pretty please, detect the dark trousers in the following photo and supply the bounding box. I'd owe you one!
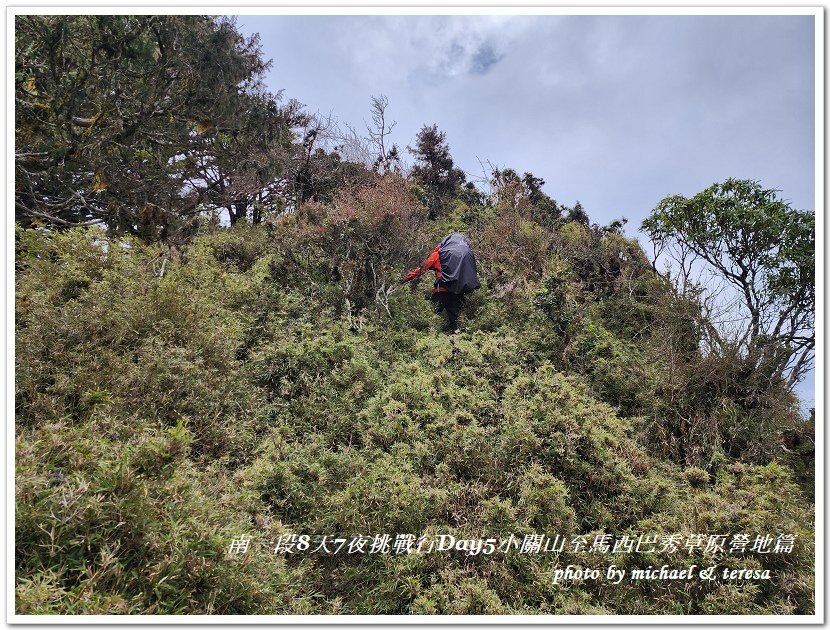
[431,291,464,331]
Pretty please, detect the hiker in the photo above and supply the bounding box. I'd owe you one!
[401,233,480,332]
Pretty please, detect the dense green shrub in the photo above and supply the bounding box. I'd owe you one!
[15,421,305,613]
[15,200,814,616]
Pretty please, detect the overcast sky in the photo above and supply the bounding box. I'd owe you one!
[234,13,816,408]
[235,14,815,218]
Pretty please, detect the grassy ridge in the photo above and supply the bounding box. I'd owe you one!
[15,214,814,614]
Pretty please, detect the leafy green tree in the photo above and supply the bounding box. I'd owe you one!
[15,15,293,239]
[189,88,310,226]
[565,201,590,226]
[407,124,465,219]
[521,171,545,204]
[602,217,627,234]
[459,181,484,207]
[489,167,524,211]
[488,167,561,227]
[642,178,814,389]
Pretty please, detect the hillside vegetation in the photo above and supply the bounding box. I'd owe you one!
[15,15,814,615]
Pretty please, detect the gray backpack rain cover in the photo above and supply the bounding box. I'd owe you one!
[436,233,481,295]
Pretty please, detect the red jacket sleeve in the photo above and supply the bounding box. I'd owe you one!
[402,246,441,283]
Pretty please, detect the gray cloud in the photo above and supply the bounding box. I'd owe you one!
[237,15,813,211]
[469,41,503,75]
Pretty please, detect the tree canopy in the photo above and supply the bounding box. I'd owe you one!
[642,178,815,389]
[408,124,466,219]
[15,15,310,240]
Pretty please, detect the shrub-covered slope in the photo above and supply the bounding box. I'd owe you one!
[15,190,814,614]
